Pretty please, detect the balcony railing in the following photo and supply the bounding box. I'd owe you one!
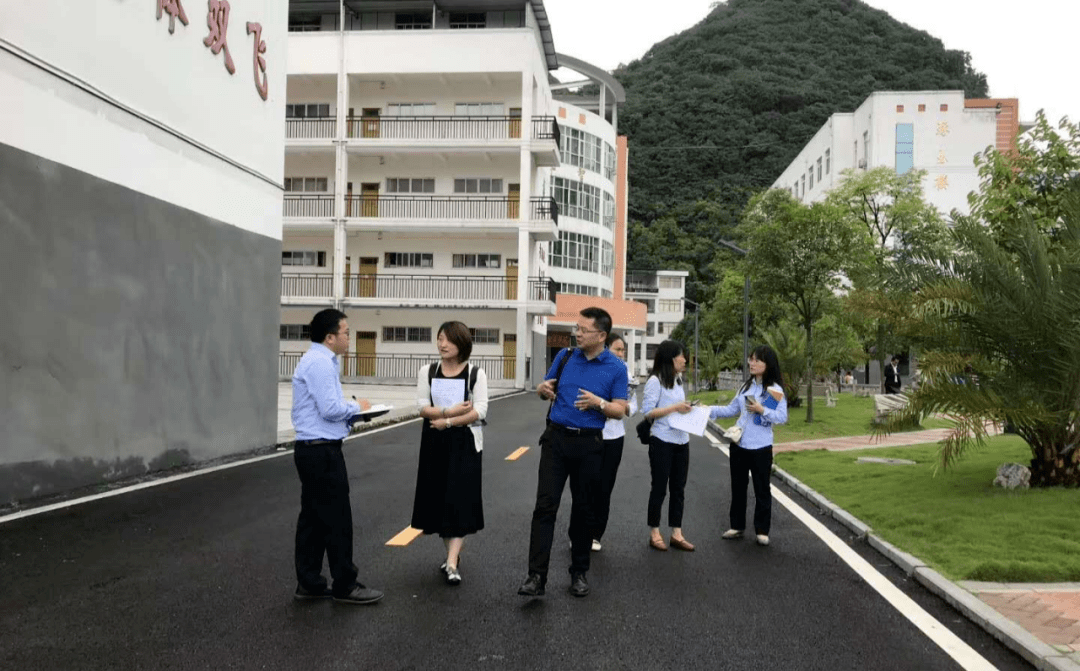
[279,352,519,381]
[281,273,558,303]
[283,194,334,218]
[285,117,336,139]
[532,116,561,147]
[346,116,527,140]
[344,195,556,221]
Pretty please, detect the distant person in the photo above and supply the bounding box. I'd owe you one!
[884,356,902,394]
[518,307,629,599]
[290,308,382,604]
[715,345,788,547]
[843,370,854,387]
[641,340,730,552]
[589,331,637,552]
[412,321,488,586]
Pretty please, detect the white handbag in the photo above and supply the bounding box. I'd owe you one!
[722,424,743,444]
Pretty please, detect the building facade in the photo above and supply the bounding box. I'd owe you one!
[0,0,286,503]
[624,270,690,376]
[279,0,644,387]
[772,91,1020,219]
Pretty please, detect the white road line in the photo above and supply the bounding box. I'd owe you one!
[0,416,423,526]
[706,433,997,671]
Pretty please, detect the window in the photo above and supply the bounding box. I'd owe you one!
[646,322,655,337]
[825,149,831,175]
[280,324,311,340]
[658,299,681,312]
[395,12,431,29]
[384,252,433,268]
[657,322,664,334]
[895,123,914,175]
[453,178,503,194]
[284,177,328,192]
[469,327,500,344]
[382,326,432,342]
[808,167,814,190]
[558,282,599,296]
[560,127,603,174]
[801,175,806,195]
[552,177,602,224]
[659,276,682,290]
[388,103,435,116]
[862,131,869,166]
[449,12,486,28]
[454,102,504,116]
[918,104,926,112]
[386,178,435,193]
[604,142,616,180]
[645,344,658,359]
[549,231,604,273]
[896,104,904,113]
[602,192,615,230]
[635,298,655,313]
[281,251,327,267]
[286,103,330,118]
[940,103,948,112]
[288,15,322,32]
[452,253,501,268]
[816,157,823,181]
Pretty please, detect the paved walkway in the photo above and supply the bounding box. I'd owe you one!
[772,425,1080,666]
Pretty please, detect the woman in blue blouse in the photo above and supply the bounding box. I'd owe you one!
[713,345,788,546]
[642,340,728,552]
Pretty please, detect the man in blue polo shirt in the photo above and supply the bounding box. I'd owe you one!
[518,307,629,598]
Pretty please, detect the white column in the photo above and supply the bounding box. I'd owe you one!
[332,5,348,305]
[514,71,535,388]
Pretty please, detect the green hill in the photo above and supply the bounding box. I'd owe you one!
[615,0,987,292]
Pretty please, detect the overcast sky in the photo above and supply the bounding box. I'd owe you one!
[543,0,1079,126]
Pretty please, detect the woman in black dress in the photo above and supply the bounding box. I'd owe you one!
[412,321,488,585]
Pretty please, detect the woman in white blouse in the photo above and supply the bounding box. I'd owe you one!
[589,332,637,552]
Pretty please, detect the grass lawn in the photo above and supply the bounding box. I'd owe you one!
[774,436,1080,582]
[687,389,953,443]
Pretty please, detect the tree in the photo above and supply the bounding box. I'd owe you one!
[825,167,952,388]
[881,118,1080,487]
[738,190,867,422]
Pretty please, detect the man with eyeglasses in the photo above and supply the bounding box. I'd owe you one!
[290,308,383,605]
[518,307,629,598]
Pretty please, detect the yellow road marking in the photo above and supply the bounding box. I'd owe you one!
[385,526,423,546]
[505,446,530,461]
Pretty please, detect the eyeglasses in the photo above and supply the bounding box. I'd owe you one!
[573,325,602,335]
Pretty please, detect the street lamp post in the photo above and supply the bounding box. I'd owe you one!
[683,297,700,392]
[717,240,750,380]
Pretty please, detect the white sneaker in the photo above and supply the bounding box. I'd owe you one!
[591,539,602,552]
[721,529,744,540]
[756,534,770,546]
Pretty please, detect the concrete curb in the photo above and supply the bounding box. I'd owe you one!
[704,423,1080,671]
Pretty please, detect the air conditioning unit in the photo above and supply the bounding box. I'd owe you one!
[858,158,868,169]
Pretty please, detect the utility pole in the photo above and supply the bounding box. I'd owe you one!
[717,240,749,379]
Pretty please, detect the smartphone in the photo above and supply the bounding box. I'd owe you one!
[690,400,701,407]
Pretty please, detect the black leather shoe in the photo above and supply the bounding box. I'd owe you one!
[294,583,331,600]
[517,573,545,597]
[569,573,590,598]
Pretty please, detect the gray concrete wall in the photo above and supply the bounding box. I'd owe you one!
[0,142,280,504]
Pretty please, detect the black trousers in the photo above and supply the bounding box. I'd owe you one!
[592,436,625,541]
[728,443,774,535]
[293,440,359,596]
[647,437,689,528]
[527,427,603,579]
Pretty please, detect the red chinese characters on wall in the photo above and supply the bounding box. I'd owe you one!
[203,0,236,74]
[246,22,268,101]
[157,0,189,34]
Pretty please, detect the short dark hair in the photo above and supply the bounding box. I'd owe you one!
[891,356,900,364]
[650,339,687,388]
[580,307,612,337]
[605,331,625,348]
[438,321,472,362]
[310,308,347,343]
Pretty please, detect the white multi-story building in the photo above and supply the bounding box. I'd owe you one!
[624,270,690,375]
[772,91,1020,218]
[279,0,644,387]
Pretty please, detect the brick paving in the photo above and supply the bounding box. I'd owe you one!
[773,425,1002,454]
[960,583,1080,660]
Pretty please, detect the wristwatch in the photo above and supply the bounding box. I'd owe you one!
[599,400,607,412]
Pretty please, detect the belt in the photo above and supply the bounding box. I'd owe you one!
[294,438,342,447]
[547,422,602,437]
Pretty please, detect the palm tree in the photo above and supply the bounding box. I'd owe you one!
[880,192,1080,486]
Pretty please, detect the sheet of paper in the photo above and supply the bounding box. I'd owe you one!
[666,406,709,436]
[430,378,466,409]
[356,404,393,416]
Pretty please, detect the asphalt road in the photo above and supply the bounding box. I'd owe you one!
[0,393,1033,670]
